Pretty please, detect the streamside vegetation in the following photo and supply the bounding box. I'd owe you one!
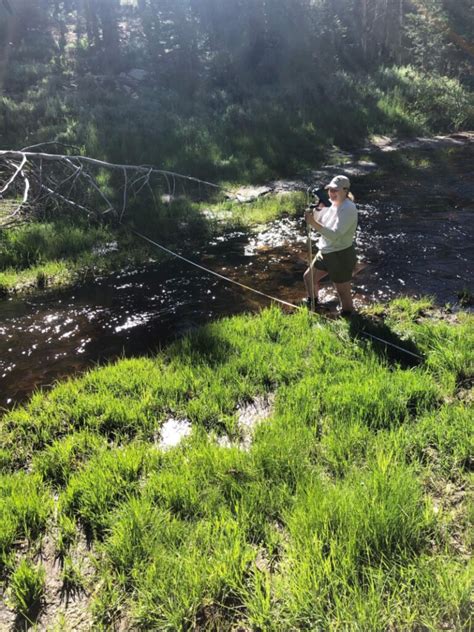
[0,299,472,629]
[0,190,305,295]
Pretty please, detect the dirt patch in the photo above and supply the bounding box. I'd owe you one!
[218,395,275,450]
[367,132,474,153]
[428,476,471,560]
[0,531,95,631]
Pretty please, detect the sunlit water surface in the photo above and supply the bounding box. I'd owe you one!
[1,143,472,408]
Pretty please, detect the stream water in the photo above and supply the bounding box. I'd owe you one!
[1,140,473,408]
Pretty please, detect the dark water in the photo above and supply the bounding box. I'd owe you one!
[1,142,473,408]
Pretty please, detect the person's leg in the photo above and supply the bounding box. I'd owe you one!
[333,281,353,312]
[330,246,357,313]
[304,267,328,301]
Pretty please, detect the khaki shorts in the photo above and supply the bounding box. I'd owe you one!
[313,245,357,284]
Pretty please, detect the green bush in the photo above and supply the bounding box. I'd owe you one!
[375,66,474,133]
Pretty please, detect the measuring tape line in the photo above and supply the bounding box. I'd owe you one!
[130,228,424,362]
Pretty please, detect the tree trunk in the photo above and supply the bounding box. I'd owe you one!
[83,0,100,49]
[396,0,403,64]
[97,0,121,72]
[361,0,368,61]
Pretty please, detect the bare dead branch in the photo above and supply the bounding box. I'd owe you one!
[0,151,230,194]
[133,168,153,197]
[20,141,82,153]
[39,182,94,215]
[0,153,26,195]
[11,170,30,216]
[120,167,128,222]
[81,168,116,215]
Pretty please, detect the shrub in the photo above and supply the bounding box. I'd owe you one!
[375,66,474,132]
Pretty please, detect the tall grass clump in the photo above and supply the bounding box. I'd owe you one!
[32,431,106,488]
[8,558,45,621]
[60,442,159,538]
[380,301,473,394]
[0,473,52,568]
[197,191,306,228]
[98,498,256,630]
[400,403,474,477]
[0,222,113,271]
[274,454,435,628]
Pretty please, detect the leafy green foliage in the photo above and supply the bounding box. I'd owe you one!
[1,0,472,186]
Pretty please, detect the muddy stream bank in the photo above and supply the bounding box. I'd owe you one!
[1,136,473,409]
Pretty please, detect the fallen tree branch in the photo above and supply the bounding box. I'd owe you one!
[11,170,30,216]
[0,153,27,195]
[0,149,232,227]
[0,150,230,193]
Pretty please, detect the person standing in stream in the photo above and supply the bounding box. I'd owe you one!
[303,175,358,316]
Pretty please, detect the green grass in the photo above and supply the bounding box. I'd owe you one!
[195,191,306,228]
[0,303,472,628]
[0,473,52,570]
[7,558,45,621]
[0,222,113,270]
[0,222,162,296]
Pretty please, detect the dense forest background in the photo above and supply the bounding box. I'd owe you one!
[0,0,473,182]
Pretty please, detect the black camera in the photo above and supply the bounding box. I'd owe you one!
[311,187,331,208]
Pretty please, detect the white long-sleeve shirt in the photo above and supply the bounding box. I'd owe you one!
[313,198,358,254]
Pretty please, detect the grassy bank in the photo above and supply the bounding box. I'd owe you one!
[0,299,472,629]
[0,223,155,296]
[0,192,305,297]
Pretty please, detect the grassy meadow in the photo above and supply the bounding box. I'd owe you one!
[0,298,472,629]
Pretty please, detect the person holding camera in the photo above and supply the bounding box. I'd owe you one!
[303,175,358,316]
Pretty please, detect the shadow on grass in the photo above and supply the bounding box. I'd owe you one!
[60,576,87,607]
[168,325,236,368]
[348,313,424,368]
[13,602,42,632]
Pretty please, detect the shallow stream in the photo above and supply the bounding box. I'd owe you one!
[1,140,472,408]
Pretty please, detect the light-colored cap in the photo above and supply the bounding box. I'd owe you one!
[325,175,350,190]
